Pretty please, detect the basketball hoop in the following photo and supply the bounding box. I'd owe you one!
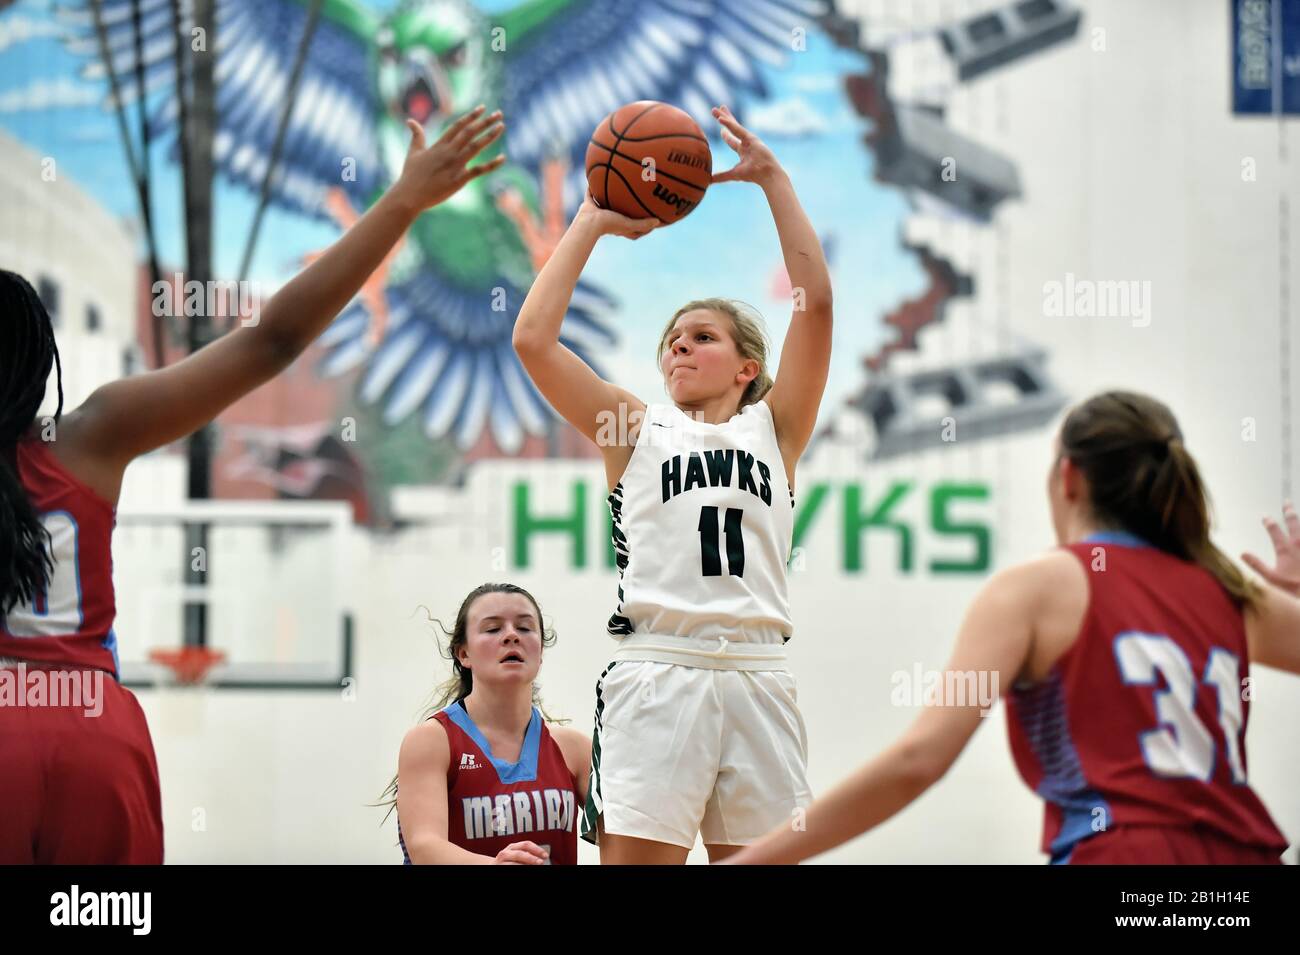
[147,647,226,686]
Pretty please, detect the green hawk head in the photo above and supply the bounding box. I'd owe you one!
[374,0,499,183]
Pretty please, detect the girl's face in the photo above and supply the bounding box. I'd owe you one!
[456,591,543,687]
[660,309,756,405]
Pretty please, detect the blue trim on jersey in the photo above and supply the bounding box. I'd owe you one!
[1081,530,1150,549]
[1051,804,1104,861]
[1049,845,1075,865]
[443,700,543,784]
[103,629,121,681]
[1013,672,1113,860]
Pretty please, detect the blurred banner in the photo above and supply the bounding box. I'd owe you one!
[1232,0,1300,116]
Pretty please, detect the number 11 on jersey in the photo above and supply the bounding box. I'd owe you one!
[698,506,745,577]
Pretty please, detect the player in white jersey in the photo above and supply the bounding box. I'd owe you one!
[513,104,833,863]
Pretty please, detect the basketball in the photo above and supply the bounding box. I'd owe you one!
[585,100,712,224]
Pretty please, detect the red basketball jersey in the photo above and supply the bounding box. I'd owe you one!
[398,701,580,865]
[1006,532,1288,863]
[0,436,120,676]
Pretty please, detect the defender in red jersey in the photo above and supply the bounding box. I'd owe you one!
[727,391,1300,865]
[1006,532,1287,863]
[0,107,507,864]
[385,584,590,864]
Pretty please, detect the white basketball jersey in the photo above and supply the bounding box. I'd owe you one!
[607,399,795,645]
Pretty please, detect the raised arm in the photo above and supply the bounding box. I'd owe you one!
[710,105,833,463]
[512,193,658,447]
[1246,585,1300,674]
[724,556,1064,865]
[397,721,549,865]
[1243,502,1300,674]
[62,107,505,492]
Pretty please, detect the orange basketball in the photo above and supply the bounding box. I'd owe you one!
[585,101,712,224]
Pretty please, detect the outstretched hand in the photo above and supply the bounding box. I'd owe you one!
[710,104,781,186]
[1242,501,1300,595]
[391,105,507,212]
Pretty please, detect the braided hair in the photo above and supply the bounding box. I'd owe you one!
[1,269,64,614]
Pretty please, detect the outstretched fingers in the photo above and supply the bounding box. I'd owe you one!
[455,121,507,183]
[1243,501,1300,594]
[1283,500,1300,543]
[435,104,488,147]
[713,105,747,140]
[404,118,427,157]
[451,107,504,153]
[1242,551,1278,583]
[462,153,508,183]
[1263,514,1293,555]
[464,117,506,158]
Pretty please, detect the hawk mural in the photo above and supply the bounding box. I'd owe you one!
[59,0,828,453]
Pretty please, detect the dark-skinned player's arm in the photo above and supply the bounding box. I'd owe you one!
[65,106,505,474]
[721,554,1074,865]
[1243,502,1300,674]
[710,105,833,463]
[512,193,658,443]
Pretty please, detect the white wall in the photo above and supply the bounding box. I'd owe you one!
[0,129,139,415]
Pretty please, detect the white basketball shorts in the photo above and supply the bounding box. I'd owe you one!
[579,639,812,849]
